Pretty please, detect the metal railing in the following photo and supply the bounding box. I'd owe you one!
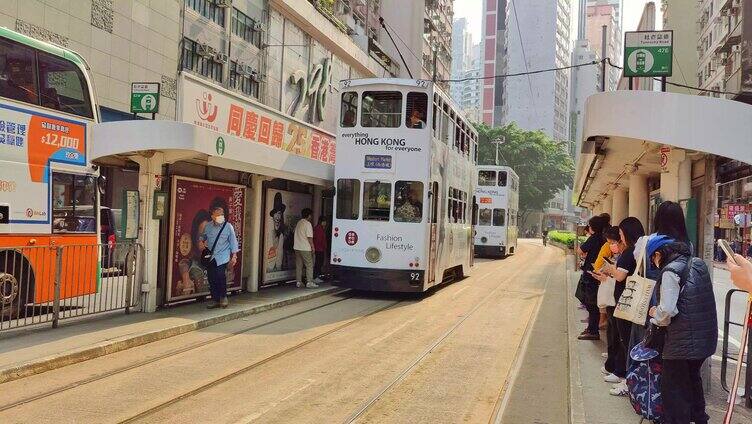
[720,288,752,408]
[0,242,141,332]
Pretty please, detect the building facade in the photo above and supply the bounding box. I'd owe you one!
[450,17,481,122]
[480,0,509,126]
[586,0,622,92]
[661,0,699,96]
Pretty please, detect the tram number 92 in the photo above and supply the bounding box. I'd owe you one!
[409,271,423,282]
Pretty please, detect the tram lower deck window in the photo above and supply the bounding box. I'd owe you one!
[394,181,423,223]
[363,181,391,221]
[336,179,361,220]
[493,209,506,226]
[479,208,492,226]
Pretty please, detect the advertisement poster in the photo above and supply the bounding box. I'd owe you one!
[166,177,246,302]
[262,189,312,285]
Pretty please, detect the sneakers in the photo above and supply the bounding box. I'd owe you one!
[577,331,600,340]
[601,352,609,359]
[604,373,621,384]
[609,380,629,396]
[600,366,610,375]
[296,281,304,288]
[313,277,324,284]
[206,301,220,309]
[220,297,229,308]
[306,282,320,288]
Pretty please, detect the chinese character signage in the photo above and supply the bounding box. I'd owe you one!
[180,75,336,165]
[364,154,392,169]
[726,204,748,220]
[166,177,246,302]
[624,31,673,78]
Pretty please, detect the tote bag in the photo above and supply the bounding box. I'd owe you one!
[596,277,616,308]
[613,243,656,325]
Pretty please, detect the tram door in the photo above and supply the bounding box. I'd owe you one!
[428,182,439,284]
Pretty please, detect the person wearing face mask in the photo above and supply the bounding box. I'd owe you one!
[646,236,717,424]
[202,205,239,309]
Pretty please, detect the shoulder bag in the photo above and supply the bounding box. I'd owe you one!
[614,242,656,325]
[201,221,228,268]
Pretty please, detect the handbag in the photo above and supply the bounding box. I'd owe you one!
[597,276,616,308]
[614,242,656,325]
[201,221,227,268]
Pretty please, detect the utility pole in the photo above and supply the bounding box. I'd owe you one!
[601,25,607,92]
[492,136,505,165]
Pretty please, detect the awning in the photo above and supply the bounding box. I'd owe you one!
[92,120,334,186]
[575,90,752,207]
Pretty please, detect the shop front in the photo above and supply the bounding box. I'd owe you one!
[92,74,335,312]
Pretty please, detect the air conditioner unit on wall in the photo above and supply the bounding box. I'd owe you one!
[253,22,265,32]
[215,53,228,63]
[216,0,232,7]
[197,43,216,58]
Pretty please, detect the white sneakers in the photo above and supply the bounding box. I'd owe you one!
[604,373,621,384]
[600,366,610,375]
[313,277,324,284]
[296,281,304,288]
[609,380,629,396]
[296,281,320,288]
[306,282,320,288]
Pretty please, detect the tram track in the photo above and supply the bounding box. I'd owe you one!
[118,298,405,424]
[0,291,363,412]
[341,247,550,424]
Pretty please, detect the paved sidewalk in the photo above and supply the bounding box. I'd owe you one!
[567,260,752,423]
[0,284,340,384]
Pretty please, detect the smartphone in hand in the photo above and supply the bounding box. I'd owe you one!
[718,239,739,265]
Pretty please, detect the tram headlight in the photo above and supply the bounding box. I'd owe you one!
[481,237,488,244]
[365,247,382,263]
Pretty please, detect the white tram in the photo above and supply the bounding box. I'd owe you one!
[330,79,478,292]
[474,166,519,257]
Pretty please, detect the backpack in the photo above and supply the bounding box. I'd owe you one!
[625,341,664,422]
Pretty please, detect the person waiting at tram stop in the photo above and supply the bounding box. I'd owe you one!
[576,214,607,340]
[313,216,328,284]
[202,206,239,309]
[294,208,318,288]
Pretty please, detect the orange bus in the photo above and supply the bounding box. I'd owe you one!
[0,28,102,319]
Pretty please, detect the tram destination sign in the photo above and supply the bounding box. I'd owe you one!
[624,31,673,78]
[364,154,392,169]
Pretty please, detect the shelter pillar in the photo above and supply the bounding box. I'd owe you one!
[660,148,687,202]
[247,175,269,293]
[612,188,629,225]
[601,195,613,220]
[629,174,649,230]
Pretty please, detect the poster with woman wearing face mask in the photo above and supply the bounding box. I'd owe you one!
[166,177,246,302]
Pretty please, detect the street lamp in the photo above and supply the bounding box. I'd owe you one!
[492,136,506,165]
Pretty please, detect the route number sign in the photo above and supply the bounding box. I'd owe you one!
[131,82,160,114]
[624,31,673,78]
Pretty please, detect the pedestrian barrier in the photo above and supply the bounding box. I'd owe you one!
[720,288,752,408]
[0,242,141,332]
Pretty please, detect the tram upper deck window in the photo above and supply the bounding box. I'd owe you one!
[340,92,357,128]
[394,181,424,223]
[406,92,427,129]
[38,51,93,118]
[478,171,496,186]
[363,181,391,221]
[0,38,38,105]
[361,91,401,128]
[498,171,508,187]
[493,209,506,227]
[336,179,360,220]
[478,208,492,226]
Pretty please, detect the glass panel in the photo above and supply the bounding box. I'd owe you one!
[394,181,424,223]
[52,173,97,234]
[406,92,428,129]
[340,92,358,127]
[363,181,391,221]
[493,208,506,226]
[0,38,38,105]
[498,171,508,187]
[478,171,496,186]
[336,179,360,220]
[361,91,402,128]
[38,52,93,118]
[479,208,492,226]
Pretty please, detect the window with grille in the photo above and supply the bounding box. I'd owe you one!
[231,8,262,47]
[185,0,226,26]
[182,38,223,83]
[229,61,260,98]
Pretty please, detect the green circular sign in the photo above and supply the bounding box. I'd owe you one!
[216,137,225,155]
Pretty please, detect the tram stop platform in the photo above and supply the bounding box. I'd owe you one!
[566,258,752,424]
[0,284,340,384]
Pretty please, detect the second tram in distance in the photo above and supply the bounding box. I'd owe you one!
[474,166,519,258]
[330,78,478,292]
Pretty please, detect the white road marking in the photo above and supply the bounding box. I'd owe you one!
[452,286,469,298]
[367,319,417,347]
[235,379,315,423]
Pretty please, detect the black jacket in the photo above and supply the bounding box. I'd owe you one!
[658,252,718,360]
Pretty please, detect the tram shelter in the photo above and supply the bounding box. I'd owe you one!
[574,90,752,267]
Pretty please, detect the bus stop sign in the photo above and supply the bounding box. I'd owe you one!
[624,31,673,78]
[131,82,160,114]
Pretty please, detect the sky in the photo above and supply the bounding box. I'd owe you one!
[453,0,661,45]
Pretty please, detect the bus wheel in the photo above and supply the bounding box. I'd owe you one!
[0,253,33,320]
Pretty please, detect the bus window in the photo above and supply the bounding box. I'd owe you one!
[336,179,360,220]
[498,171,508,187]
[406,92,428,129]
[340,92,358,127]
[363,181,391,221]
[38,51,93,118]
[52,173,97,234]
[361,91,402,128]
[394,181,423,223]
[493,208,506,226]
[478,171,496,186]
[0,38,38,105]
[479,208,492,226]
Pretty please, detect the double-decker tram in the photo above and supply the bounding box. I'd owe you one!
[330,78,478,292]
[474,166,519,258]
